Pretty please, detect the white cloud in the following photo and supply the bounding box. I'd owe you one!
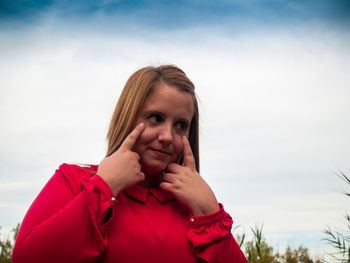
[0,21,349,257]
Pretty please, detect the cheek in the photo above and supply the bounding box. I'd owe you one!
[137,125,157,145]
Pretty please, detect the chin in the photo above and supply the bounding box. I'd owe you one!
[141,162,167,176]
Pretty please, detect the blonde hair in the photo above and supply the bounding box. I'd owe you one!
[106,65,200,171]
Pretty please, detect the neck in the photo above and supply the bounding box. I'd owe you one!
[139,173,163,188]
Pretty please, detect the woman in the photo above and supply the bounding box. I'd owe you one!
[13,65,248,263]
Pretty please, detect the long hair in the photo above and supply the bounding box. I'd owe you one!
[106,65,200,171]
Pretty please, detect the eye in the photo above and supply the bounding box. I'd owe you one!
[175,121,188,131]
[148,114,163,124]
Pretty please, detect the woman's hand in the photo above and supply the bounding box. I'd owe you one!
[160,136,220,216]
[97,123,146,196]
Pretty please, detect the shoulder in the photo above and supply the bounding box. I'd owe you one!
[58,163,98,175]
[56,163,98,195]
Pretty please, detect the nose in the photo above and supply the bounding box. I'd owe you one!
[158,124,173,145]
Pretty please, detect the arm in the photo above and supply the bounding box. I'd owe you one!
[187,204,249,263]
[12,164,116,263]
[160,137,248,262]
[13,124,146,263]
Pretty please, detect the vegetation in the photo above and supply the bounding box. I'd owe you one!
[323,172,350,263]
[237,224,321,263]
[0,223,19,263]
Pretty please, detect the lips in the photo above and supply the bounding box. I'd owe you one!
[152,148,171,154]
[149,148,172,159]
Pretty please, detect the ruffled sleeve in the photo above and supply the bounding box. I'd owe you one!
[12,163,116,263]
[186,204,249,263]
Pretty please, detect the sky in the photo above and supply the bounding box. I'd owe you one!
[1,0,350,260]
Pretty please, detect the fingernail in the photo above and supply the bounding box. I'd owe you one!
[139,123,145,128]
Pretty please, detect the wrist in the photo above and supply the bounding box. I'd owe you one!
[191,202,220,216]
[97,173,123,196]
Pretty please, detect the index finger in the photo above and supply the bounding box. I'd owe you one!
[120,123,145,151]
[182,136,196,170]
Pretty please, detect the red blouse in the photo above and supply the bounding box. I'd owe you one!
[13,163,248,263]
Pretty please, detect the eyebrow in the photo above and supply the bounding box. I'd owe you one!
[143,110,164,116]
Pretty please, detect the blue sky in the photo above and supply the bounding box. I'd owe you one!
[1,0,350,29]
[1,0,350,260]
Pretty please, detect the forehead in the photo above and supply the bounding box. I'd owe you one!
[142,83,194,119]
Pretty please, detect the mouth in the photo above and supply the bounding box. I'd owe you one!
[150,148,171,154]
[149,148,172,158]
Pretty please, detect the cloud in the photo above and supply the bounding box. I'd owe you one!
[0,10,349,256]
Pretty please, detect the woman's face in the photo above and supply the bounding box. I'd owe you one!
[133,83,194,175]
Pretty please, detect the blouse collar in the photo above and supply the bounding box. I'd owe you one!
[124,184,176,204]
